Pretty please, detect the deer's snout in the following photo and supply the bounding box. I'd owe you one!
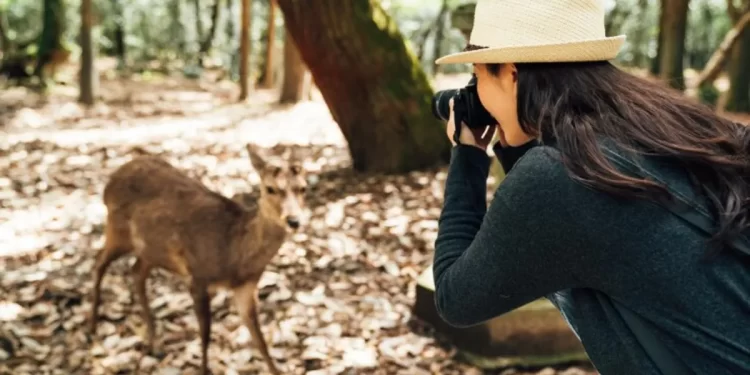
[286,216,300,229]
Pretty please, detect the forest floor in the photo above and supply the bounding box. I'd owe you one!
[3,66,746,375]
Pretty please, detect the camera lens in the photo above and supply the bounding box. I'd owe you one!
[431,89,459,122]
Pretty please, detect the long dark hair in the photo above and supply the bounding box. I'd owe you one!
[489,61,750,256]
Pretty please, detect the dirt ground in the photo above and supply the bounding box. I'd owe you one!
[5,67,718,375]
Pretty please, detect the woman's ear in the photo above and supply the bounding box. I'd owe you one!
[505,63,518,97]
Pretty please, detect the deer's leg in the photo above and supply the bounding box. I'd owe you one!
[190,282,211,375]
[234,281,280,375]
[132,258,156,354]
[90,245,129,335]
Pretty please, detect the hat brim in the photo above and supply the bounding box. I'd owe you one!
[435,35,626,65]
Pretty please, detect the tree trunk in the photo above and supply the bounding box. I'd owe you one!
[194,0,205,47]
[725,26,750,112]
[432,0,449,75]
[35,0,66,79]
[650,3,666,75]
[238,0,252,100]
[277,0,451,173]
[80,0,96,104]
[199,0,222,64]
[261,0,277,88]
[689,3,714,70]
[170,0,186,56]
[279,30,307,103]
[658,0,690,90]
[112,0,126,67]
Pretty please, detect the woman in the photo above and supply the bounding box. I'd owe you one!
[432,1,750,375]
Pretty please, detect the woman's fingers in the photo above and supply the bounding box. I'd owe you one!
[446,99,457,145]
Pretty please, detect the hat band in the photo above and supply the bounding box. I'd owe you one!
[463,44,489,52]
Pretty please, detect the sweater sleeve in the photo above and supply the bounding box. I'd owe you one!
[433,145,586,328]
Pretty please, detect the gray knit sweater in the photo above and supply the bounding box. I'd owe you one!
[433,142,750,375]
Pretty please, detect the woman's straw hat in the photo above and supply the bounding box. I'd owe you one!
[435,0,626,65]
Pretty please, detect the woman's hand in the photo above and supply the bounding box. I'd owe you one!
[446,99,497,150]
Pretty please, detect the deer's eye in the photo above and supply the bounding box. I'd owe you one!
[266,186,278,194]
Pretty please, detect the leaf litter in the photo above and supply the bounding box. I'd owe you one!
[0,78,596,375]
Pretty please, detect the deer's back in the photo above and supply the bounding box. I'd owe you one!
[104,156,213,209]
[103,156,256,280]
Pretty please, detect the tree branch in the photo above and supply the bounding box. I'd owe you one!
[689,10,750,93]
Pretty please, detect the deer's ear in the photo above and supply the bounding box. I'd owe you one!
[289,164,303,176]
[246,144,267,172]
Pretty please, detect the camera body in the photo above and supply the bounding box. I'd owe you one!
[431,74,496,144]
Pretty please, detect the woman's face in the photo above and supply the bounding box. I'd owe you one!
[473,63,534,146]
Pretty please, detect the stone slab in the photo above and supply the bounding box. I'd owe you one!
[412,265,589,369]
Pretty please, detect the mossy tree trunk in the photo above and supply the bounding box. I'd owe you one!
[658,0,690,90]
[80,0,96,104]
[276,0,451,173]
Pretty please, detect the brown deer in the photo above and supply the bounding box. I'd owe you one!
[89,144,309,375]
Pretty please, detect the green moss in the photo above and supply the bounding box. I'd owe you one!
[317,0,450,173]
[459,349,590,370]
[354,0,450,172]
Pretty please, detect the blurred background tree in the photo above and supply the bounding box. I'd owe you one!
[0,0,749,166]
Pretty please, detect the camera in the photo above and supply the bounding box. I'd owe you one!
[431,74,496,143]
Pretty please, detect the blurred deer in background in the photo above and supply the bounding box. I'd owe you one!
[89,144,310,375]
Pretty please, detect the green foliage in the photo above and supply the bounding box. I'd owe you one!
[383,0,736,74]
[685,0,732,69]
[698,82,721,107]
[0,0,746,96]
[4,0,43,47]
[383,0,471,74]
